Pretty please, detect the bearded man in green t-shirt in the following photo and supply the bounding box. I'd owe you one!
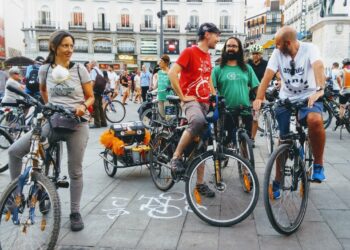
[212,37,259,146]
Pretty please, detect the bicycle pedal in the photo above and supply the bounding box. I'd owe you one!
[57,180,69,188]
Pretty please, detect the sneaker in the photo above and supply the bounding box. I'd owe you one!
[196,183,215,198]
[272,180,281,200]
[170,158,185,182]
[311,164,325,183]
[251,139,255,148]
[70,212,84,231]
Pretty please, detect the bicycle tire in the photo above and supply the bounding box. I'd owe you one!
[186,150,259,227]
[104,100,126,123]
[322,103,333,129]
[344,109,350,133]
[149,132,175,191]
[238,131,255,169]
[0,128,14,173]
[0,171,61,250]
[263,143,309,235]
[140,108,152,129]
[264,113,274,155]
[103,149,117,177]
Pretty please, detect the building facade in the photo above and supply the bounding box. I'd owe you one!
[22,0,246,70]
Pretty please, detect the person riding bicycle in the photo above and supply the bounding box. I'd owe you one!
[248,44,267,147]
[336,58,350,124]
[212,37,259,147]
[24,56,45,101]
[8,30,94,232]
[253,26,326,194]
[168,23,220,197]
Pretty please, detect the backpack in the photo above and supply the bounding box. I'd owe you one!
[26,66,40,93]
[93,69,107,94]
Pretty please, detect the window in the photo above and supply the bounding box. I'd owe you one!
[144,10,153,28]
[94,40,112,53]
[74,39,88,53]
[121,9,130,27]
[38,39,49,51]
[140,39,157,54]
[220,11,230,29]
[167,15,177,29]
[186,39,196,47]
[164,39,179,54]
[71,7,83,26]
[189,11,199,29]
[38,5,51,25]
[117,40,135,54]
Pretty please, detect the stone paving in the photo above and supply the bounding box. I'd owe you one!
[0,100,350,250]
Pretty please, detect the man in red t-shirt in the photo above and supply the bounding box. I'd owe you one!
[168,22,220,197]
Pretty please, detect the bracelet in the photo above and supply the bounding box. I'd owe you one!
[82,103,88,110]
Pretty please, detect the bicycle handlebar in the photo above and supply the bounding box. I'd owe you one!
[6,85,77,120]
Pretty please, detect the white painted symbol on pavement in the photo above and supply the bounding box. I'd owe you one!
[102,197,130,220]
[138,192,186,219]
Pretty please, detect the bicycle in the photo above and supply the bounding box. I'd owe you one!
[0,86,75,250]
[260,101,278,155]
[263,99,314,235]
[103,89,126,123]
[0,127,14,173]
[150,96,259,226]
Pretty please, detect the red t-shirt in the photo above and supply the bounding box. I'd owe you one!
[176,46,212,103]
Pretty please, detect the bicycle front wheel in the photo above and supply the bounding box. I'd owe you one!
[0,171,61,250]
[186,150,259,227]
[238,132,255,169]
[263,113,274,155]
[0,128,14,173]
[104,100,126,123]
[264,144,309,235]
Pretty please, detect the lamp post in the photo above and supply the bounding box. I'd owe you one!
[157,1,167,56]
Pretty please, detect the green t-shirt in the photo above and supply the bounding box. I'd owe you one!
[157,70,172,101]
[212,64,259,109]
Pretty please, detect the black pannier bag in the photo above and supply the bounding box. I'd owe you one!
[110,121,146,145]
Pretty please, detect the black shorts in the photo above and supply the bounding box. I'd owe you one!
[339,93,350,105]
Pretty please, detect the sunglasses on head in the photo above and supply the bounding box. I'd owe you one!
[290,59,295,76]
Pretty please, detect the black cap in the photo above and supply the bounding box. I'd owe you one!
[197,23,221,36]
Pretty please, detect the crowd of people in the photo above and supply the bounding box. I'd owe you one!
[0,22,350,233]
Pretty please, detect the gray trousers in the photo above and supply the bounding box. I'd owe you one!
[8,122,89,213]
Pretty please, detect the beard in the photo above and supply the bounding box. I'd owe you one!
[224,51,240,61]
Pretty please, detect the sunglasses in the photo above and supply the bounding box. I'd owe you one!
[290,59,296,76]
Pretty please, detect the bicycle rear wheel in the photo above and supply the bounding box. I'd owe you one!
[186,150,259,227]
[0,128,14,173]
[149,132,175,191]
[140,108,152,129]
[264,144,309,235]
[104,100,126,123]
[0,171,61,250]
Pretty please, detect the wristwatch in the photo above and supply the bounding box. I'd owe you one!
[316,86,324,92]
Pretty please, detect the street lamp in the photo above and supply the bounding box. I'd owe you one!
[157,0,168,56]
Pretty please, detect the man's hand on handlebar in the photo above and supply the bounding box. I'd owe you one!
[75,104,86,117]
[253,99,263,111]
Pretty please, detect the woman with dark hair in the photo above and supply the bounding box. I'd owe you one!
[8,30,94,232]
[212,36,259,146]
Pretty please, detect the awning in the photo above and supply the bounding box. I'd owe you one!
[262,39,275,49]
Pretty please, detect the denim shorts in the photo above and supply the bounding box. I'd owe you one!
[275,101,323,136]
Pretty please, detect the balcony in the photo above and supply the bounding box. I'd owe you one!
[35,21,56,30]
[116,23,134,32]
[187,0,202,2]
[219,25,233,33]
[266,18,282,24]
[163,25,180,32]
[68,22,87,31]
[93,22,110,31]
[246,34,262,41]
[74,46,88,53]
[140,24,157,32]
[217,0,232,2]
